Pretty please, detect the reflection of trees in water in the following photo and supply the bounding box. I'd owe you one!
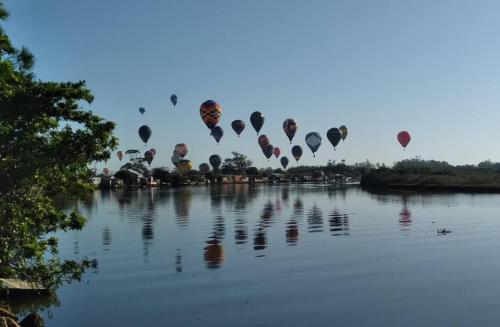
[173,188,192,227]
[307,203,324,233]
[329,209,350,236]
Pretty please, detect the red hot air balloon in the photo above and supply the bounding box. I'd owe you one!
[273,147,281,158]
[397,131,411,149]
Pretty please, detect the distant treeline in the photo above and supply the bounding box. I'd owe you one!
[361,157,500,191]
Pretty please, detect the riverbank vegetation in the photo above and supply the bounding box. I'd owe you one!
[0,1,116,290]
[361,158,500,191]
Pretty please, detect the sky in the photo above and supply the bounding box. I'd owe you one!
[4,0,500,172]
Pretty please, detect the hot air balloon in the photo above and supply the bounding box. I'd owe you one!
[138,125,152,145]
[339,125,348,142]
[170,94,178,107]
[174,143,188,158]
[231,120,245,137]
[280,156,289,170]
[210,126,224,144]
[209,154,222,171]
[397,131,411,149]
[117,151,123,162]
[250,111,264,135]
[144,150,154,166]
[139,107,145,115]
[199,163,210,174]
[262,144,274,160]
[102,168,110,176]
[171,151,181,167]
[178,159,193,173]
[305,132,322,157]
[200,100,222,129]
[327,128,342,150]
[283,119,298,144]
[149,148,156,156]
[258,135,270,148]
[291,145,303,162]
[274,147,281,158]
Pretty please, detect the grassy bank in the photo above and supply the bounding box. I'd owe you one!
[360,159,500,192]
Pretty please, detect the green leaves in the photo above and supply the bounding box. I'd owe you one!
[0,1,116,291]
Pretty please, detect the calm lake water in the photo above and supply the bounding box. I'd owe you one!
[29,185,500,325]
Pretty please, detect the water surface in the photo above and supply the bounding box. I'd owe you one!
[28,185,500,326]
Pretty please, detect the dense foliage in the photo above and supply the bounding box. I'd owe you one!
[0,2,117,289]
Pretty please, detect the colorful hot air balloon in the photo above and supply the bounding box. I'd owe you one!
[210,126,224,144]
[250,111,264,135]
[305,132,322,157]
[178,159,193,173]
[283,119,298,144]
[327,128,342,150]
[199,163,210,174]
[291,145,303,162]
[262,144,274,160]
[273,147,281,158]
[258,135,270,148]
[231,120,245,137]
[138,125,152,145]
[209,154,222,171]
[171,151,181,167]
[397,131,411,149]
[280,156,289,170]
[339,125,348,142]
[200,100,222,129]
[174,143,188,158]
[139,107,145,115]
[149,148,156,156]
[117,151,123,162]
[170,94,178,107]
[102,168,110,176]
[144,150,154,166]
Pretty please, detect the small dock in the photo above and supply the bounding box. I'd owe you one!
[0,278,48,296]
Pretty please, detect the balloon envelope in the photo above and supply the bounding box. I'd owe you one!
[283,119,298,143]
[231,120,245,136]
[200,100,222,129]
[339,125,348,141]
[170,94,178,106]
[305,132,322,155]
[262,144,274,159]
[199,163,210,174]
[210,126,224,144]
[280,156,289,170]
[144,150,154,165]
[171,151,181,167]
[273,147,281,158]
[117,151,123,161]
[102,168,110,176]
[397,131,411,148]
[138,125,152,145]
[291,145,303,162]
[250,111,264,134]
[174,143,188,158]
[149,148,156,156]
[139,107,145,115]
[178,159,192,173]
[209,154,222,170]
[258,135,270,148]
[327,128,342,150]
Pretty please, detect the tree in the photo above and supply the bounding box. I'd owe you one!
[0,2,117,289]
[221,152,253,175]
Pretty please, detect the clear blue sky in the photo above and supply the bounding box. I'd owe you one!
[4,0,500,171]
